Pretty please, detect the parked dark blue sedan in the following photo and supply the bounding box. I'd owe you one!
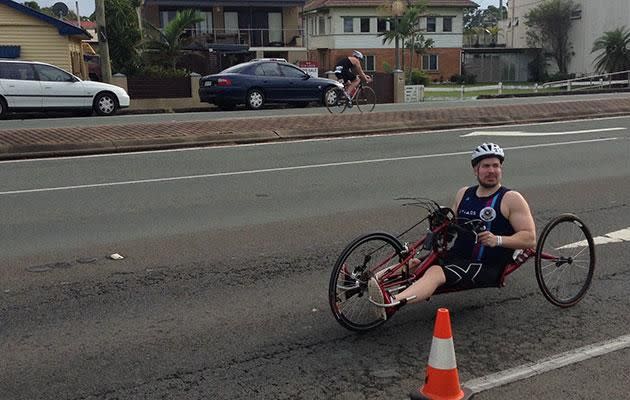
[199,59,343,110]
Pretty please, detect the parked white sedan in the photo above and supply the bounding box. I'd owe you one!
[0,60,130,118]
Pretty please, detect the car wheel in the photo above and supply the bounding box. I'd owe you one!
[93,92,118,116]
[246,89,264,110]
[0,97,7,119]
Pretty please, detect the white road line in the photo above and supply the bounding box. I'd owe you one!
[464,334,630,394]
[461,127,625,137]
[0,137,618,196]
[558,227,630,249]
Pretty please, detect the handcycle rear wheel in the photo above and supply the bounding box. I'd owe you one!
[355,86,376,113]
[324,87,348,114]
[534,214,595,307]
[329,232,405,331]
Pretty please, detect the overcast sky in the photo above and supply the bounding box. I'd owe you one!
[32,0,501,18]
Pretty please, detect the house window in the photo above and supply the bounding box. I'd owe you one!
[365,55,375,71]
[195,11,213,34]
[318,17,326,34]
[160,10,177,28]
[224,11,239,33]
[442,17,452,32]
[343,17,354,33]
[360,18,370,33]
[426,16,436,32]
[422,54,438,71]
[377,18,388,33]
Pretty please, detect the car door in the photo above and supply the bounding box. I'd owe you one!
[0,62,42,109]
[278,64,319,101]
[34,64,89,109]
[252,62,284,102]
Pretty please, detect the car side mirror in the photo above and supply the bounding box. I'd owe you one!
[302,74,310,80]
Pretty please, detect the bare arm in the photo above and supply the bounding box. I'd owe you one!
[478,191,536,249]
[350,58,370,81]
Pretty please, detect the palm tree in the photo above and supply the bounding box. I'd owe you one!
[592,27,630,74]
[144,9,204,71]
[485,25,502,46]
[378,2,426,79]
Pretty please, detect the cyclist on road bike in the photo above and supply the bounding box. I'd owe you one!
[369,143,537,319]
[334,50,373,103]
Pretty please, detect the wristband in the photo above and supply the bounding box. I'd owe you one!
[496,235,503,247]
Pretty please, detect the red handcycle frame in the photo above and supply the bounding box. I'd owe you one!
[329,199,596,332]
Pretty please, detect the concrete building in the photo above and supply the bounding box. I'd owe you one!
[504,0,630,75]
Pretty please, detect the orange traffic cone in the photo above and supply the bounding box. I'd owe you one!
[410,308,472,400]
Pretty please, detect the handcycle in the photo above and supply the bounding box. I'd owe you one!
[329,198,596,332]
[324,76,376,114]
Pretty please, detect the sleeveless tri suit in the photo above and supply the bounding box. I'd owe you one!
[440,185,516,289]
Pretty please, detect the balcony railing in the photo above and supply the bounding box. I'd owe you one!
[181,27,304,48]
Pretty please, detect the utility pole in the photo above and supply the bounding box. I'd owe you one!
[95,0,112,82]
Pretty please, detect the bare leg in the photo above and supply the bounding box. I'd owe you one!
[393,265,446,305]
[347,77,361,96]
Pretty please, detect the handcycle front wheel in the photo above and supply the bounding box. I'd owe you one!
[329,232,405,331]
[355,86,376,113]
[324,87,348,114]
[534,213,595,307]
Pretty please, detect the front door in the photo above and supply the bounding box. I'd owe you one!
[34,64,89,108]
[0,62,42,109]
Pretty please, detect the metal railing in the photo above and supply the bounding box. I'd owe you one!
[180,27,304,48]
[542,70,630,92]
[404,71,630,102]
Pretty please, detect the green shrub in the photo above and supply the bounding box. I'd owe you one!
[450,74,461,83]
[382,61,393,74]
[410,69,430,85]
[463,73,477,84]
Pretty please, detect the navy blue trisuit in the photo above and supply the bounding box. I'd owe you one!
[440,185,515,289]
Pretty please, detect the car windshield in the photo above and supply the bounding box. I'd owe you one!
[220,63,250,74]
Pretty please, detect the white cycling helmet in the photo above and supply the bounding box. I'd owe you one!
[471,142,505,166]
[352,50,364,60]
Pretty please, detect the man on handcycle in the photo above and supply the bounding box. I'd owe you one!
[369,143,537,319]
[334,50,373,104]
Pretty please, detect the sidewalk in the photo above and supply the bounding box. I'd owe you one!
[1,96,630,160]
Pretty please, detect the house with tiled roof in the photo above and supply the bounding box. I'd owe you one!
[0,0,90,78]
[304,0,478,80]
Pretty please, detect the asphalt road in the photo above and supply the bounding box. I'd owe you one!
[1,116,629,399]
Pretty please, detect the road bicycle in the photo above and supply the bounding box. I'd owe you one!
[324,77,377,114]
[329,198,595,332]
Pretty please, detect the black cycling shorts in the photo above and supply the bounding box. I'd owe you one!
[438,255,504,289]
[334,66,356,83]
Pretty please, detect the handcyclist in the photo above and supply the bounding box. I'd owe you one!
[369,143,537,319]
[334,50,373,103]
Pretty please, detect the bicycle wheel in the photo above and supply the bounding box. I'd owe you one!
[324,87,348,114]
[329,232,405,331]
[355,86,376,113]
[535,214,595,307]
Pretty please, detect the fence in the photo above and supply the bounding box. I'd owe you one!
[127,77,192,99]
[405,71,630,102]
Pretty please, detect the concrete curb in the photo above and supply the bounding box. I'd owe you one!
[1,97,630,160]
